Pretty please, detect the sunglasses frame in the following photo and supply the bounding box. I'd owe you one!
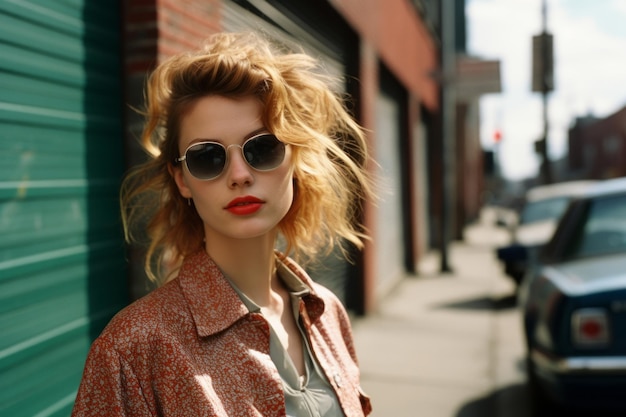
[175,133,287,181]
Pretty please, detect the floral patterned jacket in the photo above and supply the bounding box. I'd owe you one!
[71,250,372,416]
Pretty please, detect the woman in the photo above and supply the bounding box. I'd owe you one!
[72,31,373,416]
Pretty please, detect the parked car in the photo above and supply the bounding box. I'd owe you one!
[495,180,596,287]
[518,176,626,414]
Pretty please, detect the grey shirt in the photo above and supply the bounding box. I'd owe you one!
[226,260,344,417]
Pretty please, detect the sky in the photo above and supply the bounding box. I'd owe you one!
[466,0,626,180]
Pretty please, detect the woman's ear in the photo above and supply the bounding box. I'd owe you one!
[169,163,193,199]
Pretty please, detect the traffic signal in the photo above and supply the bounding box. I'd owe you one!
[493,129,502,143]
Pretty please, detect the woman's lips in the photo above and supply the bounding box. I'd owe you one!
[225,196,264,215]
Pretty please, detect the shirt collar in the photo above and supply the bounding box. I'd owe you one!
[177,250,325,337]
[228,258,312,316]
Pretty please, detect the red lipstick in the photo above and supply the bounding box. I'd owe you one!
[225,196,264,216]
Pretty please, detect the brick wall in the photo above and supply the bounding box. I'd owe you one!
[568,106,626,179]
[156,0,222,60]
[124,0,222,76]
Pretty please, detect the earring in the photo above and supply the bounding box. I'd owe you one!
[187,198,192,206]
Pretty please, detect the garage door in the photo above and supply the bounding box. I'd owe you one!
[0,2,127,416]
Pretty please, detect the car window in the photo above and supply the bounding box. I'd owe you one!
[564,193,626,259]
[520,196,570,224]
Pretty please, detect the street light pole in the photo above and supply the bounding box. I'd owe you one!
[439,0,456,273]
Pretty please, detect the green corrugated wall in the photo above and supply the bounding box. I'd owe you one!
[0,1,128,416]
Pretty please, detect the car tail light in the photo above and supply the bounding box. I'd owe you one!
[571,308,610,348]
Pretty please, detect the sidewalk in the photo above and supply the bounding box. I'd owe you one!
[352,209,524,417]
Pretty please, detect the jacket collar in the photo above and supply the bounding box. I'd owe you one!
[177,250,325,337]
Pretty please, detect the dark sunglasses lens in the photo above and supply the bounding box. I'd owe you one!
[243,135,286,171]
[186,143,226,179]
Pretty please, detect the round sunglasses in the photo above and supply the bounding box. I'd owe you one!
[175,133,287,180]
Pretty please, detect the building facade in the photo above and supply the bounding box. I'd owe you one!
[568,106,626,180]
[0,0,497,414]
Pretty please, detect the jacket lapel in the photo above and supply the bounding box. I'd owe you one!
[177,250,250,337]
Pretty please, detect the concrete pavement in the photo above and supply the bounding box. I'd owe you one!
[353,208,530,417]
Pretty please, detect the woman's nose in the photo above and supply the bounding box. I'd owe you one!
[225,145,254,187]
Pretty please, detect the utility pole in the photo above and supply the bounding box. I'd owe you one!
[533,0,554,184]
[439,0,456,273]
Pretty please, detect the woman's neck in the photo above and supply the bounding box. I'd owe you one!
[204,232,278,307]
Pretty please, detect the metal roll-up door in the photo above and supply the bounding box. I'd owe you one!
[0,2,127,416]
[375,90,405,296]
[222,0,346,80]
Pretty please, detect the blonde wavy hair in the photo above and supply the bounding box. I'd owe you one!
[121,31,373,284]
